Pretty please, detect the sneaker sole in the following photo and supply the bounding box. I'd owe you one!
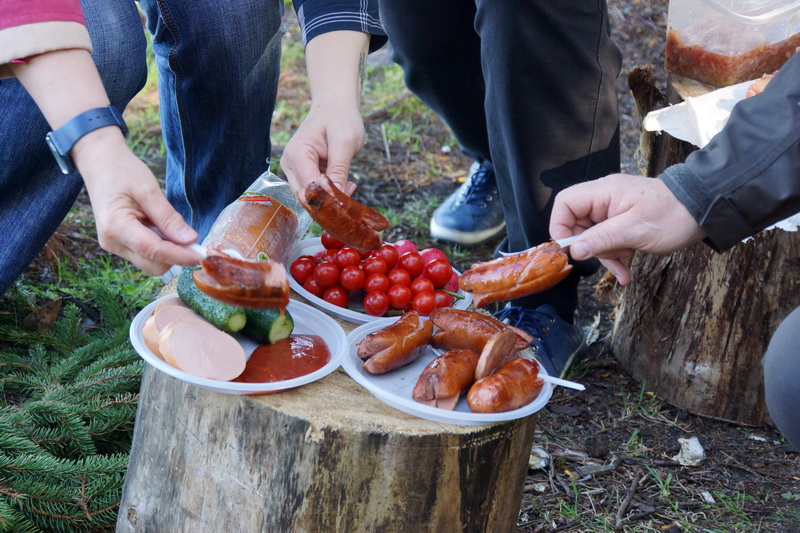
[430,219,506,246]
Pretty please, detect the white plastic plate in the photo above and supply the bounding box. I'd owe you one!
[287,237,473,324]
[129,295,347,395]
[342,318,554,425]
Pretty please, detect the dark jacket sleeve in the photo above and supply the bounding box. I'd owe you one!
[291,0,386,53]
[660,52,800,252]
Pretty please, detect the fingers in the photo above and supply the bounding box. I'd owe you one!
[599,258,632,286]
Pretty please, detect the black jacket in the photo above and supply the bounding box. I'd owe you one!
[660,52,800,252]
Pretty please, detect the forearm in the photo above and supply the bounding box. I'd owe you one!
[10,48,127,178]
[305,30,369,110]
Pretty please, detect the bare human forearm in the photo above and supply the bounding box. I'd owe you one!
[281,30,370,197]
[10,49,201,274]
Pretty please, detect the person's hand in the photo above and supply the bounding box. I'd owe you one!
[280,101,363,198]
[549,174,706,285]
[74,129,202,275]
[746,72,776,98]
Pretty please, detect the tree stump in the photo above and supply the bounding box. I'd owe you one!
[117,288,538,532]
[610,69,800,426]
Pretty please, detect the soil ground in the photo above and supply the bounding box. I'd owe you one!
[26,0,800,531]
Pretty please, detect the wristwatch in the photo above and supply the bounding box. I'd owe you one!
[45,106,129,175]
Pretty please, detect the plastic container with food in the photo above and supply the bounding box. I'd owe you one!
[665,0,800,86]
[202,171,312,265]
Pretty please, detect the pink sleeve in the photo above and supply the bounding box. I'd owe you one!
[0,0,85,31]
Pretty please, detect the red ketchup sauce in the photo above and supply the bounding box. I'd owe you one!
[233,334,331,383]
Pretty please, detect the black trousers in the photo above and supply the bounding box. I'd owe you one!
[379,0,622,321]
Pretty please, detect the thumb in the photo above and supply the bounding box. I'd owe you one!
[145,196,197,245]
[568,215,636,261]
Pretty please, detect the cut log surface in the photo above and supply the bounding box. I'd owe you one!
[118,284,538,532]
[613,70,800,426]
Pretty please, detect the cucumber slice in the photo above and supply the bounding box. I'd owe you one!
[176,267,247,333]
[243,308,294,344]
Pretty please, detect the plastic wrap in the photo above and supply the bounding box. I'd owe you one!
[202,171,311,265]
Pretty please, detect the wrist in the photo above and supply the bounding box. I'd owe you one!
[46,106,128,174]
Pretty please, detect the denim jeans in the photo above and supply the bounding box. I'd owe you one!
[0,0,284,294]
[380,0,622,321]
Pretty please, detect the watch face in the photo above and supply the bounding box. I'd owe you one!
[45,133,74,175]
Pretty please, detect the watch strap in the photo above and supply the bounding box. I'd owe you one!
[47,106,129,156]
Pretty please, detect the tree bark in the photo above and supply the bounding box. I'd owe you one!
[610,70,800,426]
[118,288,539,532]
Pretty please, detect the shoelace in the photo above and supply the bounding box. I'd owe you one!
[456,167,497,205]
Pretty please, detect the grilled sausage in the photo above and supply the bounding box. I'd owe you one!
[467,358,544,413]
[412,349,480,410]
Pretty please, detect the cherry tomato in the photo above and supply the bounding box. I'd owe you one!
[393,239,418,257]
[334,246,361,269]
[434,289,454,309]
[303,277,324,298]
[313,261,340,288]
[321,249,338,263]
[289,256,316,284]
[321,231,345,250]
[411,291,436,316]
[339,265,365,292]
[397,252,425,279]
[424,259,454,288]
[313,250,326,262]
[372,244,399,270]
[323,286,349,308]
[363,291,390,317]
[363,256,388,277]
[364,273,390,294]
[419,247,448,265]
[388,284,412,310]
[387,268,411,287]
[410,277,435,296]
[444,271,460,293]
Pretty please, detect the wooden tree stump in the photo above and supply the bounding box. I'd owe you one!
[117,288,538,532]
[610,69,800,426]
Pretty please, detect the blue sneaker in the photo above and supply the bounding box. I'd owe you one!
[493,305,585,378]
[430,162,505,246]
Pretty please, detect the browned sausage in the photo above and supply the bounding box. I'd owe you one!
[458,242,572,308]
[467,358,544,413]
[303,176,390,252]
[412,349,480,410]
[359,311,434,374]
[429,308,532,351]
[474,328,520,380]
[357,311,422,360]
[193,254,290,309]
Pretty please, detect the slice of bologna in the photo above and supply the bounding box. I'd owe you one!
[142,305,205,359]
[158,320,247,381]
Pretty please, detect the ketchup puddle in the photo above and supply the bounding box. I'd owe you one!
[233,334,330,383]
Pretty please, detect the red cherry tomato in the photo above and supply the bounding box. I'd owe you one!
[363,256,388,277]
[313,250,326,261]
[363,291,390,317]
[372,244,399,270]
[321,249,338,263]
[386,268,411,287]
[364,273,390,294]
[424,259,454,288]
[313,261,340,288]
[323,286,349,308]
[388,284,413,310]
[303,277,324,298]
[321,231,345,250]
[410,277,435,296]
[434,289,454,309]
[393,239,418,257]
[397,252,425,279]
[419,247,449,265]
[444,271,460,293]
[339,265,365,292]
[411,292,436,316]
[334,246,361,269]
[289,256,316,284]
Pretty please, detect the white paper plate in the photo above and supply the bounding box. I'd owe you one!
[287,237,473,324]
[342,318,554,425]
[129,295,347,395]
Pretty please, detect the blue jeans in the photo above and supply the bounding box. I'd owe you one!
[0,0,284,295]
